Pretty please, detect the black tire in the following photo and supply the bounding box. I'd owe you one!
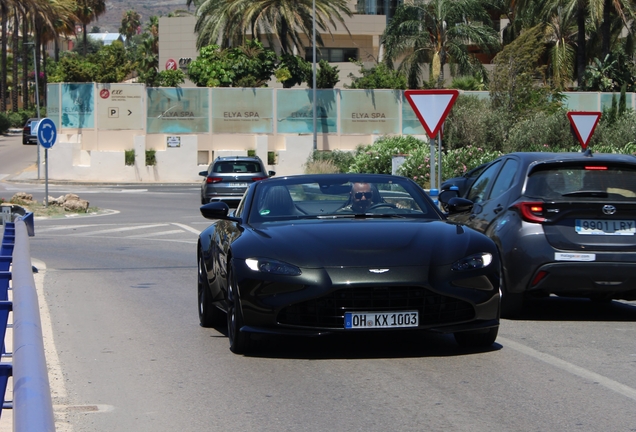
[589,295,613,304]
[501,290,524,318]
[226,267,251,354]
[499,261,524,318]
[454,326,499,348]
[198,255,223,327]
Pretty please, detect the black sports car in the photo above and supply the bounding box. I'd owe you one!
[198,173,501,354]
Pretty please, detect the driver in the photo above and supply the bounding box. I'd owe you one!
[339,182,374,213]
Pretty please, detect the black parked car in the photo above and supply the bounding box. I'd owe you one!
[22,118,39,145]
[441,163,490,196]
[198,173,501,354]
[440,151,636,316]
[199,156,274,206]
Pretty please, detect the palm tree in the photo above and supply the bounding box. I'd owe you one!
[74,0,106,56]
[541,1,578,90]
[120,10,141,46]
[191,0,352,55]
[382,0,500,88]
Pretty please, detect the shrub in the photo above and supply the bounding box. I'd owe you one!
[349,135,426,174]
[267,151,277,165]
[305,150,355,173]
[305,159,340,174]
[125,149,135,166]
[145,149,156,166]
[0,113,10,133]
[505,109,575,153]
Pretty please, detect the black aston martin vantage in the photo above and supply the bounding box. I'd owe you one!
[198,173,501,354]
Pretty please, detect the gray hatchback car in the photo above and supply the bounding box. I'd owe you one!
[199,156,274,206]
[440,151,636,317]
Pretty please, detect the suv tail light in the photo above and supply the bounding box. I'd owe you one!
[251,176,268,181]
[206,177,223,184]
[512,201,546,223]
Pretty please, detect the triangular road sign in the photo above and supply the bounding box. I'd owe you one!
[567,111,601,150]
[404,90,459,138]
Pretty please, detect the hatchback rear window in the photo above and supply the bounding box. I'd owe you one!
[214,162,261,173]
[526,165,636,199]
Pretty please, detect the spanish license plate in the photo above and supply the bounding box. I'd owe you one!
[344,311,418,329]
[575,219,636,235]
[228,183,248,188]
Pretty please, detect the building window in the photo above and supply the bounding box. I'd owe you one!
[305,48,359,62]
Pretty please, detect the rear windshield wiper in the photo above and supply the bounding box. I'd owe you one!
[561,190,609,198]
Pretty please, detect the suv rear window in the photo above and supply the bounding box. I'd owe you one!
[526,165,636,199]
[214,161,261,174]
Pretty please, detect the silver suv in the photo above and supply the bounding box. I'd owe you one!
[199,156,275,206]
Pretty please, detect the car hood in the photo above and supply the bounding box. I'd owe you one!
[235,219,494,268]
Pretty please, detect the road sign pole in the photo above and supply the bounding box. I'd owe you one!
[45,149,48,208]
[437,130,442,191]
[429,137,436,190]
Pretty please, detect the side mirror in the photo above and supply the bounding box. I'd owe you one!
[200,202,241,223]
[439,188,459,204]
[268,171,276,177]
[198,170,208,177]
[446,197,474,214]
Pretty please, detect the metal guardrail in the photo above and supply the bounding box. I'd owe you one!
[1,213,56,431]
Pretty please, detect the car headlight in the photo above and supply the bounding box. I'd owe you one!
[451,253,493,271]
[245,258,301,276]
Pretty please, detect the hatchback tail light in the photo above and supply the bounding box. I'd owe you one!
[251,176,268,181]
[206,177,223,184]
[512,201,546,223]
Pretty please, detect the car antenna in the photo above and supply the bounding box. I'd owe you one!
[583,148,593,157]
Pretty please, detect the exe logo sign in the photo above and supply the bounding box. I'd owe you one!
[100,89,124,99]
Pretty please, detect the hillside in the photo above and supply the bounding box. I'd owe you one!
[94,0,192,33]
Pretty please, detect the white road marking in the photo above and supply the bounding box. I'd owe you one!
[499,336,636,401]
[36,224,97,233]
[171,223,201,235]
[73,224,168,236]
[126,229,184,238]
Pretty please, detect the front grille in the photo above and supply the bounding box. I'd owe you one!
[277,286,474,329]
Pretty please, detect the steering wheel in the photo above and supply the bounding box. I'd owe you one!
[368,202,398,210]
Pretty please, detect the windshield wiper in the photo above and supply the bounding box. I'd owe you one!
[316,213,406,219]
[561,190,609,198]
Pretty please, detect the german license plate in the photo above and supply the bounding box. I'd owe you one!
[228,183,248,188]
[344,311,418,329]
[575,219,636,235]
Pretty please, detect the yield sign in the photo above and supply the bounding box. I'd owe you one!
[567,111,601,150]
[404,89,459,138]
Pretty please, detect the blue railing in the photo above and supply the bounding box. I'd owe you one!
[1,213,56,431]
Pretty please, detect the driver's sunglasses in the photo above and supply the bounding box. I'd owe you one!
[354,192,373,199]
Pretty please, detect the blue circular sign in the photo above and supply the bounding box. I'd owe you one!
[36,118,57,149]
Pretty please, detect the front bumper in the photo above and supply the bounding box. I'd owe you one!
[234,261,500,336]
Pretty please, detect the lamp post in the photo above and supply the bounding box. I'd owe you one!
[25,42,41,180]
[312,0,317,151]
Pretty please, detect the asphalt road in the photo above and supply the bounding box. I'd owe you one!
[2,134,636,431]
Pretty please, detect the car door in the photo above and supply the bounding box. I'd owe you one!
[470,157,521,234]
[450,159,503,227]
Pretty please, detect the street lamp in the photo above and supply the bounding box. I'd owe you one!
[24,42,41,180]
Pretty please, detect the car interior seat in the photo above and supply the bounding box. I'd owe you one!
[260,186,303,217]
[219,164,233,173]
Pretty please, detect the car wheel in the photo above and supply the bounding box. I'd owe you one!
[499,261,524,318]
[226,266,251,354]
[198,255,223,327]
[589,294,613,303]
[454,326,499,349]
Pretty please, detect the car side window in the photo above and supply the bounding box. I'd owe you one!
[466,161,502,203]
[488,159,519,199]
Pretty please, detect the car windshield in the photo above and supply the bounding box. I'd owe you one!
[247,176,439,222]
[526,165,636,199]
